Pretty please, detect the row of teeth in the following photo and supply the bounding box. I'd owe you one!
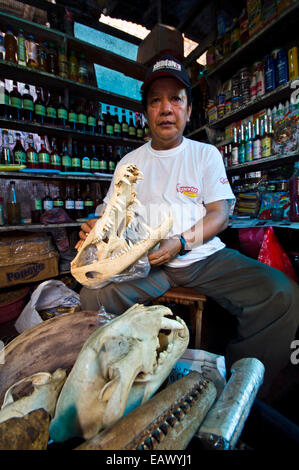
[109,240,149,259]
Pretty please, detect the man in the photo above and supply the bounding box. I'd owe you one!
[78,55,299,396]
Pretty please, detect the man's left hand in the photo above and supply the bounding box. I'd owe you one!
[148,238,181,266]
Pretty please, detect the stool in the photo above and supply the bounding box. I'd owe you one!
[153,287,207,349]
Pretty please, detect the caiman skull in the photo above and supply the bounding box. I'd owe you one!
[49,303,189,442]
[71,163,173,287]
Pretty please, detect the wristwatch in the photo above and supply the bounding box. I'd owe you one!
[178,235,190,256]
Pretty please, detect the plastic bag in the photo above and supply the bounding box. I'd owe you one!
[15,280,81,333]
[257,227,298,282]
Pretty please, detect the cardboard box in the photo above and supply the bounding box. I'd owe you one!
[137,23,184,65]
[0,232,59,287]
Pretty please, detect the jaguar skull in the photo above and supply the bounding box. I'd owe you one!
[49,303,189,442]
[71,163,173,287]
[0,369,66,424]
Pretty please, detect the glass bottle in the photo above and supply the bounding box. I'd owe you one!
[253,118,262,160]
[121,109,129,138]
[31,183,42,223]
[13,133,26,165]
[42,182,53,211]
[87,101,97,134]
[57,95,68,127]
[22,84,34,121]
[84,183,94,217]
[1,130,13,165]
[245,121,253,162]
[7,181,20,224]
[136,114,143,140]
[77,99,87,132]
[74,183,84,219]
[46,92,57,126]
[17,28,26,66]
[71,140,81,171]
[97,105,105,135]
[68,50,78,81]
[90,144,100,173]
[58,44,68,79]
[68,99,78,130]
[238,125,246,164]
[64,185,75,218]
[78,54,89,84]
[10,81,22,120]
[34,88,46,124]
[38,136,50,170]
[0,80,10,119]
[107,145,115,174]
[99,144,108,174]
[128,111,136,139]
[105,106,114,136]
[53,185,64,209]
[289,162,299,222]
[61,140,72,172]
[4,25,17,63]
[231,127,239,165]
[26,34,38,68]
[50,137,61,171]
[47,42,58,75]
[81,143,91,173]
[26,134,39,169]
[37,39,48,72]
[261,115,272,158]
[113,107,121,137]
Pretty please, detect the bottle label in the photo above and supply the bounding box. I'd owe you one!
[35,104,46,116]
[91,159,100,170]
[78,113,87,124]
[109,161,115,171]
[245,142,253,162]
[129,126,136,136]
[14,150,26,164]
[35,199,42,210]
[18,37,26,62]
[11,96,21,109]
[72,157,81,169]
[84,200,94,207]
[51,153,61,166]
[114,123,121,133]
[261,137,272,157]
[27,150,39,163]
[75,200,84,210]
[122,123,128,133]
[82,158,91,170]
[58,108,68,120]
[65,200,75,209]
[253,139,262,159]
[39,152,50,163]
[27,41,37,62]
[99,160,107,170]
[0,93,9,105]
[88,116,96,127]
[62,155,71,167]
[137,129,143,138]
[68,112,78,123]
[43,200,53,210]
[54,200,64,207]
[106,124,113,135]
[23,98,34,111]
[46,106,57,118]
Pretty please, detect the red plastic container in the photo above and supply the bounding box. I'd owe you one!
[0,286,30,323]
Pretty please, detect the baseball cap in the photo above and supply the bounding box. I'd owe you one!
[141,55,191,91]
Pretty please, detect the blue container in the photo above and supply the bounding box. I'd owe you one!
[276,48,289,86]
[264,54,276,92]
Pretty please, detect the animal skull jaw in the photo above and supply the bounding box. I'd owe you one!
[71,163,173,287]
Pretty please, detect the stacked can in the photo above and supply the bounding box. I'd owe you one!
[239,67,251,105]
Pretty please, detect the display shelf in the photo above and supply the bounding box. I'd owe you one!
[226,151,299,175]
[192,1,299,84]
[0,118,143,147]
[229,218,299,230]
[0,222,82,232]
[0,170,113,181]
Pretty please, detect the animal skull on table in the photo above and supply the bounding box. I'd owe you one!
[49,303,189,442]
[71,163,173,287]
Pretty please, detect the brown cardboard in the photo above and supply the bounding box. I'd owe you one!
[137,23,184,65]
[0,254,59,288]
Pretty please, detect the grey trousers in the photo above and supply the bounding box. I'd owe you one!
[80,248,299,395]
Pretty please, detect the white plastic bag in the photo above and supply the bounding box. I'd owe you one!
[15,280,80,334]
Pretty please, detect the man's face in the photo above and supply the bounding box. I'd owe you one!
[145,77,192,150]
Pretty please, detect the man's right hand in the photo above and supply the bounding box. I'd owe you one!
[75,218,98,250]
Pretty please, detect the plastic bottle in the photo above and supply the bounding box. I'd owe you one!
[17,28,26,66]
[253,118,262,160]
[289,162,299,222]
[4,25,17,63]
[26,34,38,68]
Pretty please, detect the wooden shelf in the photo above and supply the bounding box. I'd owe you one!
[0,118,143,147]
[0,170,113,181]
[0,222,82,232]
[226,151,299,175]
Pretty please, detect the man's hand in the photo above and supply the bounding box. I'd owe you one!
[75,218,97,250]
[148,238,181,266]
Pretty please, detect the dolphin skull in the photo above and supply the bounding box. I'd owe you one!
[71,163,173,287]
[49,303,189,442]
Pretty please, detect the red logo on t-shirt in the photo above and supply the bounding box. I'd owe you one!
[220,177,229,184]
[176,183,199,197]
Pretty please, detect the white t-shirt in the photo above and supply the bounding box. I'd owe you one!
[104,137,235,268]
